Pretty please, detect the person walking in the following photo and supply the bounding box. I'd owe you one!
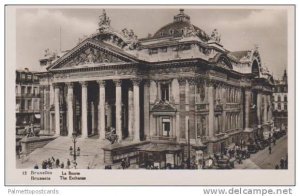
[121,159,126,169]
[280,158,285,169]
[67,159,71,169]
[56,158,60,168]
[268,145,272,154]
[60,162,64,169]
[34,163,39,169]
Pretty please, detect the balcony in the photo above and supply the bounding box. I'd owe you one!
[225,103,240,110]
[150,135,177,142]
[196,103,208,111]
[16,93,40,98]
[16,108,40,113]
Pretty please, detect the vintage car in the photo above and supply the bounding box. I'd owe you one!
[216,157,235,169]
[247,144,258,154]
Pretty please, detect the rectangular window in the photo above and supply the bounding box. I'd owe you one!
[161,83,169,101]
[278,95,281,102]
[21,86,26,94]
[161,47,167,53]
[21,74,25,79]
[278,104,281,110]
[284,95,287,102]
[28,100,32,110]
[27,86,32,94]
[284,104,287,110]
[149,48,158,54]
[27,74,32,80]
[162,118,171,137]
[21,100,25,110]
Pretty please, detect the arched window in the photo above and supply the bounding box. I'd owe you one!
[169,29,175,35]
[252,60,259,76]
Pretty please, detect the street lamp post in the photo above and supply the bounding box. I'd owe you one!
[69,132,80,169]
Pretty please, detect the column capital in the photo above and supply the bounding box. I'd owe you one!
[187,77,197,85]
[113,79,122,87]
[132,78,142,86]
[143,80,150,87]
[80,81,88,87]
[66,82,74,89]
[97,80,106,87]
[53,83,61,89]
[177,77,186,85]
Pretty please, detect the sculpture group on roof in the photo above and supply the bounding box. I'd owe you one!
[210,29,221,43]
[98,9,111,33]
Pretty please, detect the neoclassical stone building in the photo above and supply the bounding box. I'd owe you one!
[37,9,274,154]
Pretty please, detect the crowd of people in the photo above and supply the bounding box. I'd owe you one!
[33,156,73,169]
[275,155,288,169]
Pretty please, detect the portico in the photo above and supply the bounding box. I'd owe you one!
[52,77,142,142]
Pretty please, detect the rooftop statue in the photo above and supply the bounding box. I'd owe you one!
[98,9,111,33]
[210,29,221,43]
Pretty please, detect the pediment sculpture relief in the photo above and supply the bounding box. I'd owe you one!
[62,47,124,68]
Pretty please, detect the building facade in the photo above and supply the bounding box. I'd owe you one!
[272,70,288,128]
[16,68,40,134]
[37,9,274,155]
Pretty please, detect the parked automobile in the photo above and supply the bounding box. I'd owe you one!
[255,140,265,150]
[216,156,234,169]
[247,144,258,154]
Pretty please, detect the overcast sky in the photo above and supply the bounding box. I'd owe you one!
[16,7,288,79]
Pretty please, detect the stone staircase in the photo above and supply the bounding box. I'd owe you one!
[17,136,110,169]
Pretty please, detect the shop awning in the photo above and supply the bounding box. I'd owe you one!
[34,114,41,119]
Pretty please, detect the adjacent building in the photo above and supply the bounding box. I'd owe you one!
[37,9,274,161]
[15,68,40,134]
[272,70,288,128]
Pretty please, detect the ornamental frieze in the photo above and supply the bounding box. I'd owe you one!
[61,47,124,68]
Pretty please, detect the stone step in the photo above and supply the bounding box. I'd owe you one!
[17,136,107,169]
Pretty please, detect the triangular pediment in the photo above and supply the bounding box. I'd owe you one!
[48,39,138,70]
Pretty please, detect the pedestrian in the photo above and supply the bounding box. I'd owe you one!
[48,158,52,169]
[275,164,279,169]
[280,158,285,169]
[34,163,39,169]
[121,159,126,169]
[284,158,288,169]
[56,158,60,168]
[268,145,272,154]
[67,159,71,169]
[125,157,130,168]
[273,137,276,145]
[60,162,64,169]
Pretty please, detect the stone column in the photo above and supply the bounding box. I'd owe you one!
[54,84,60,136]
[178,78,186,139]
[128,86,134,139]
[257,93,262,125]
[185,80,190,140]
[208,82,214,138]
[156,81,161,101]
[114,80,122,140]
[264,94,268,123]
[245,89,251,129]
[81,81,88,138]
[67,82,74,137]
[144,81,150,140]
[222,85,227,132]
[97,80,106,139]
[133,79,141,141]
[50,83,54,106]
[91,101,96,135]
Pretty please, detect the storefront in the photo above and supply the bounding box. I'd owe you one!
[138,143,183,169]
